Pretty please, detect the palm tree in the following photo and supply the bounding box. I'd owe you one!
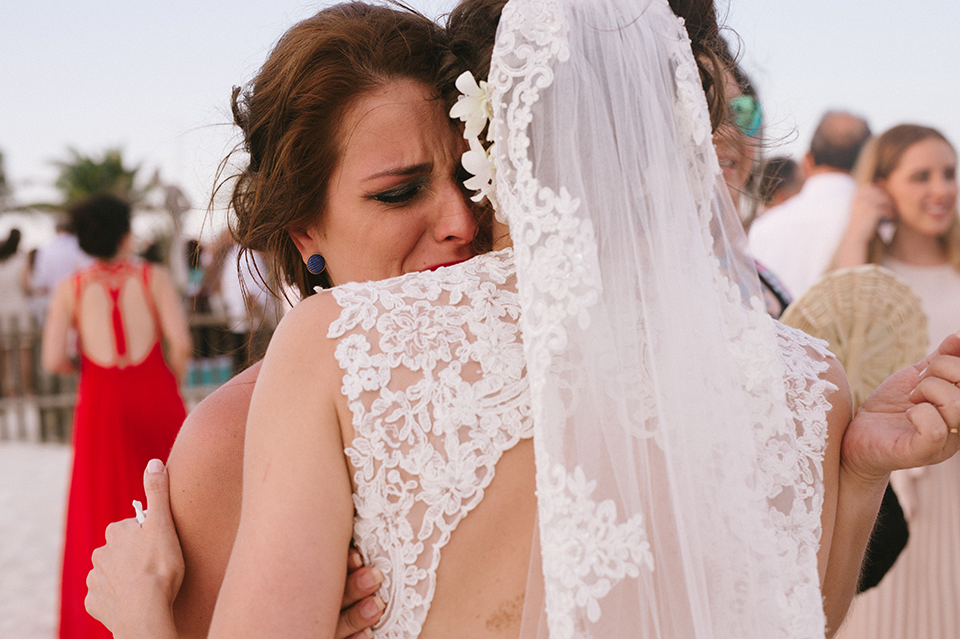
[53,148,148,205]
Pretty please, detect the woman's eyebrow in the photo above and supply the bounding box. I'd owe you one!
[363,162,432,182]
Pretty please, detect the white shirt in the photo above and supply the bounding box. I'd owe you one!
[748,172,856,299]
[219,244,272,334]
[30,232,92,320]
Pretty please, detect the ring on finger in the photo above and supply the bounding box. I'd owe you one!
[133,500,146,524]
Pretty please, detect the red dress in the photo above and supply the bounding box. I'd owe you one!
[59,261,186,639]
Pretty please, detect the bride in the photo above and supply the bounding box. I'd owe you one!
[87,0,960,637]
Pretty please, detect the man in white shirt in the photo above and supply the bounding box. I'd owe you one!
[29,221,92,322]
[748,111,871,298]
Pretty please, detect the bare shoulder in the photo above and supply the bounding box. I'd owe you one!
[273,288,342,340]
[167,361,261,638]
[776,324,852,413]
[258,290,344,388]
[146,262,175,290]
[168,361,261,489]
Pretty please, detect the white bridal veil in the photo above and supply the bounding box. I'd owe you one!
[486,0,829,636]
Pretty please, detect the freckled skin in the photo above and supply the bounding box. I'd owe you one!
[485,594,524,632]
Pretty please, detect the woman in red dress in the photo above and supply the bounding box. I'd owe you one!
[42,194,192,639]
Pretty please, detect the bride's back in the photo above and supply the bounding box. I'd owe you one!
[330,249,536,638]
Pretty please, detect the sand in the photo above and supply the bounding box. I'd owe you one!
[0,442,72,639]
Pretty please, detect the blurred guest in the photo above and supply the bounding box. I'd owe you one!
[30,219,92,323]
[713,63,793,318]
[140,239,165,264]
[715,61,763,224]
[833,124,960,639]
[758,156,804,209]
[0,229,33,396]
[41,194,191,639]
[184,239,205,302]
[748,110,871,298]
[219,240,276,375]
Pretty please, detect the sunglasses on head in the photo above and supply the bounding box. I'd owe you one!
[729,95,762,137]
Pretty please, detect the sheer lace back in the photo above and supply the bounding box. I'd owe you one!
[328,250,532,637]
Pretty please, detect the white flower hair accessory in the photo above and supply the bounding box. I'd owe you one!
[449,70,500,218]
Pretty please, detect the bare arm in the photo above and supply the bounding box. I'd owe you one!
[167,363,259,638]
[150,264,193,383]
[812,358,877,638]
[41,277,77,375]
[209,295,355,637]
[823,332,960,635]
[85,356,384,639]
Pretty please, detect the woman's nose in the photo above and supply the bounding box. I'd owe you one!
[433,183,478,245]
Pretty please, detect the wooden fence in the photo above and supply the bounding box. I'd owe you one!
[0,314,271,443]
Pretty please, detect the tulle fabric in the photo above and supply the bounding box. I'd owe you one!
[486,0,828,636]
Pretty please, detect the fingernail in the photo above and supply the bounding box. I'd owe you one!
[363,629,375,639]
[919,366,929,379]
[349,551,363,570]
[146,459,164,474]
[360,595,386,620]
[358,567,384,591]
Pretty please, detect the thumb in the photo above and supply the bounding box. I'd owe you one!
[142,458,174,529]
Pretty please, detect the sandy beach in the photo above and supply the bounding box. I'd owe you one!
[0,442,72,639]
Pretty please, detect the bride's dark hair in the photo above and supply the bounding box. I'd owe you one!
[444,0,732,132]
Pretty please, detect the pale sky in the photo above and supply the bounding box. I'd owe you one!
[2,0,958,242]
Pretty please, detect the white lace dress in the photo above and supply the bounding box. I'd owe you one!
[329,249,532,637]
[322,248,834,638]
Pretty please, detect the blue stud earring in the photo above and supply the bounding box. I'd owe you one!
[306,253,326,275]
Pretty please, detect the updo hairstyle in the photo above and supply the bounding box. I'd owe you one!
[227,2,453,298]
[443,0,733,134]
[70,194,132,259]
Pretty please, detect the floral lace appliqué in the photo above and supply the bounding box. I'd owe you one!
[539,462,654,636]
[329,250,532,638]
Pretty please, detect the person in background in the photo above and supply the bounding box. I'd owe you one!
[711,61,794,317]
[832,124,960,639]
[748,110,871,298]
[218,241,276,376]
[714,59,763,225]
[0,228,34,396]
[758,156,804,210]
[30,219,92,324]
[716,80,908,587]
[41,194,192,639]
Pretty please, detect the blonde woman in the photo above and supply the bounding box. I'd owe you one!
[833,124,960,638]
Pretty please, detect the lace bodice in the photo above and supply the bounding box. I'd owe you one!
[329,249,532,638]
[326,247,835,638]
